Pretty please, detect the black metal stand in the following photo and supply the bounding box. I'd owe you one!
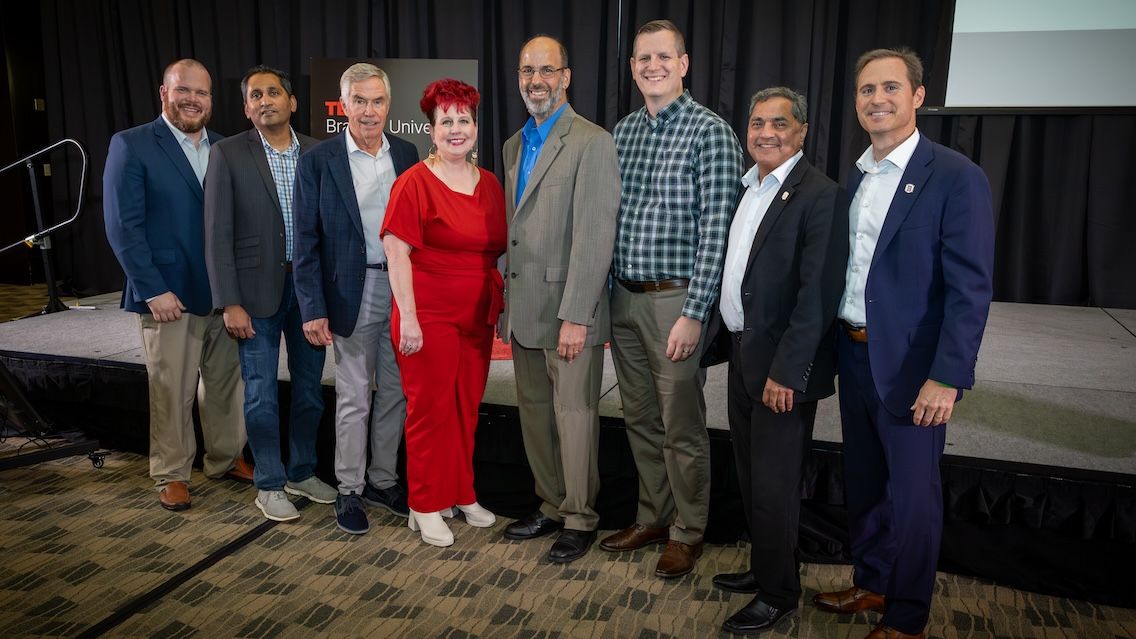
[24,159,70,315]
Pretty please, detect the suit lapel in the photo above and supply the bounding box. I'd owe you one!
[515,108,575,214]
[872,136,934,268]
[329,134,364,238]
[247,130,283,215]
[505,136,520,217]
[152,117,204,201]
[744,159,809,274]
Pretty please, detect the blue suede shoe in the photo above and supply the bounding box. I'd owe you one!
[335,492,369,535]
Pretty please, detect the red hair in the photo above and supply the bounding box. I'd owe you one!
[419,78,480,125]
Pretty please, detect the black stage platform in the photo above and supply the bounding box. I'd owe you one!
[0,295,1133,607]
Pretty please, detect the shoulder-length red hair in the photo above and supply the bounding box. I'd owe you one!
[419,78,480,125]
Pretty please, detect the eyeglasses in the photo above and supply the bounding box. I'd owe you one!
[517,66,567,79]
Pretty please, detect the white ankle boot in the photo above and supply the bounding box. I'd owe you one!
[457,502,496,527]
[408,509,454,547]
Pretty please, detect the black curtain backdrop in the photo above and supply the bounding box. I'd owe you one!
[35,0,1136,308]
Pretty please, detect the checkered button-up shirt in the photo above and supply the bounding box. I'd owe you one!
[259,128,301,261]
[612,91,743,322]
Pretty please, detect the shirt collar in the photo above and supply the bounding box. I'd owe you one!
[741,149,803,190]
[857,129,920,174]
[161,112,209,147]
[523,102,569,144]
[643,90,692,129]
[345,129,390,158]
[258,127,299,155]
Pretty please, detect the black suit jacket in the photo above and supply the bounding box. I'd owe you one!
[204,128,318,317]
[702,157,848,402]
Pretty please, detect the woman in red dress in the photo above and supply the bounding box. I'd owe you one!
[381,79,506,547]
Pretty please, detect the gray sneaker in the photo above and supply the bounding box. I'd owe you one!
[284,476,337,504]
[255,490,300,522]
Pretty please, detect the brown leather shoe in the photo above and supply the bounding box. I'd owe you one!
[223,457,255,483]
[599,524,669,552]
[865,624,925,639]
[158,481,191,511]
[654,540,703,578]
[813,586,885,614]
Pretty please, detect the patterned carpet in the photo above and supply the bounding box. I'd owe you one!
[1,444,1134,638]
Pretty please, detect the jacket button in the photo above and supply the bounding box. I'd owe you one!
[511,239,518,246]
[510,272,517,279]
[743,292,750,297]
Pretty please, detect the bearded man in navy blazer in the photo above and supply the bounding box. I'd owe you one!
[104,59,249,512]
[292,63,419,535]
[812,48,994,639]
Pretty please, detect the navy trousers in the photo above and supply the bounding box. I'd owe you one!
[837,330,946,634]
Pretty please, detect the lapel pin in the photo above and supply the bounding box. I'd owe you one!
[904,183,915,194]
[781,191,789,201]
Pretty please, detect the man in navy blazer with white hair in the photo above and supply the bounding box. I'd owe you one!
[812,48,994,639]
[103,59,249,512]
[292,62,419,536]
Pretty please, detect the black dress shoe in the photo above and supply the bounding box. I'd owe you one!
[722,597,796,635]
[548,529,596,564]
[503,511,563,540]
[713,570,760,593]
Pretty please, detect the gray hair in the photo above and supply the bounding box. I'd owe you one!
[339,63,391,101]
[749,86,807,124]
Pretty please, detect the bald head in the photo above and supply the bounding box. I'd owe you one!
[159,59,212,138]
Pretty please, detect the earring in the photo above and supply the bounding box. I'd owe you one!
[470,149,478,164]
[428,145,437,160]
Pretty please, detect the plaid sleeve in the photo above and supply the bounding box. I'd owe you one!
[683,117,743,322]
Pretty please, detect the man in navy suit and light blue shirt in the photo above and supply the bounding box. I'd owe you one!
[812,48,994,639]
[205,66,338,523]
[104,59,249,512]
[293,63,419,535]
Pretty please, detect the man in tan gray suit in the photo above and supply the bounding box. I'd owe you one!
[500,35,620,564]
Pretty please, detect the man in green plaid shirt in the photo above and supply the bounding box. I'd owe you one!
[599,19,743,579]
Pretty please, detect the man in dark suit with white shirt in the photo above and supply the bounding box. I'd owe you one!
[702,86,847,634]
[292,63,419,535]
[205,65,336,523]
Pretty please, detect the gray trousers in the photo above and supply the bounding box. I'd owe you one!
[332,269,406,495]
[610,283,709,545]
[512,339,603,532]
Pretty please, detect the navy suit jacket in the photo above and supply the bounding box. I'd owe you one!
[852,135,995,417]
[292,132,418,337]
[103,116,224,316]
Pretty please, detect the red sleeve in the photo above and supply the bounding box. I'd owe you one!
[380,166,426,250]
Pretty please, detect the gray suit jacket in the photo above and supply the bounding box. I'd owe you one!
[204,128,317,317]
[502,106,620,349]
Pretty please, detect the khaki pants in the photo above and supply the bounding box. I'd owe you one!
[610,283,709,545]
[138,311,245,486]
[512,340,603,532]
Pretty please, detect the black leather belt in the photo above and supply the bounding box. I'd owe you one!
[840,319,867,343]
[366,263,389,271]
[617,278,690,293]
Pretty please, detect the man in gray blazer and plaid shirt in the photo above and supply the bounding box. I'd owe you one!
[600,19,743,579]
[500,36,620,564]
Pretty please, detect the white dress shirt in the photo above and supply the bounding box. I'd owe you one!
[345,130,396,264]
[720,150,803,332]
[838,130,922,327]
[161,113,210,185]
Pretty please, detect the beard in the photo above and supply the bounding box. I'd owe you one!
[163,99,211,134]
[521,76,566,119]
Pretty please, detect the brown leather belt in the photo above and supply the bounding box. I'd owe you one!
[284,262,293,273]
[841,320,867,343]
[617,278,690,293]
